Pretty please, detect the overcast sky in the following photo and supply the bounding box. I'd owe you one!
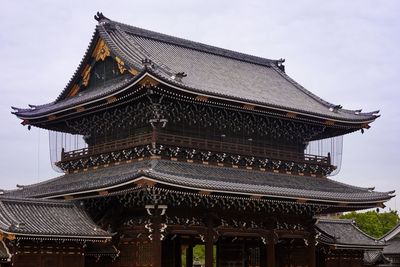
[0,0,399,210]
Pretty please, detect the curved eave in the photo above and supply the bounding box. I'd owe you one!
[101,19,380,125]
[14,72,378,130]
[13,70,147,121]
[144,71,379,125]
[319,241,385,250]
[0,229,111,242]
[37,174,393,209]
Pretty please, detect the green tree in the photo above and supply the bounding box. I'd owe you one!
[339,210,399,238]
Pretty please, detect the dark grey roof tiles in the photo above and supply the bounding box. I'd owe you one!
[14,16,378,123]
[15,75,136,117]
[4,160,151,198]
[381,223,400,241]
[383,238,400,254]
[4,159,392,204]
[0,197,111,240]
[316,218,384,249]
[102,22,377,122]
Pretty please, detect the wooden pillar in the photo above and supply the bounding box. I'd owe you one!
[205,216,214,267]
[186,244,193,267]
[308,234,316,267]
[174,237,182,267]
[151,127,158,149]
[267,231,276,267]
[152,215,162,267]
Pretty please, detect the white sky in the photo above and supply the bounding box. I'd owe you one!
[0,0,399,210]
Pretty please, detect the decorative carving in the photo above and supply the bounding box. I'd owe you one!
[93,39,111,62]
[57,142,333,176]
[81,65,92,87]
[276,221,305,231]
[164,216,205,227]
[115,56,127,74]
[63,95,326,142]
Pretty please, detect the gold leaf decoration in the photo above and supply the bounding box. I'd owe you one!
[68,84,80,97]
[92,39,110,62]
[115,56,127,74]
[81,65,92,87]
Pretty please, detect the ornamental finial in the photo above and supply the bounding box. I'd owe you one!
[94,12,110,23]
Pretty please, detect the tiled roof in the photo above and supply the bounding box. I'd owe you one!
[381,223,400,241]
[14,74,136,117]
[4,160,392,204]
[316,218,384,249]
[383,238,400,255]
[380,223,400,255]
[13,15,379,123]
[0,197,111,240]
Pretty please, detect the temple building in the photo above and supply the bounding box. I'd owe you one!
[2,12,394,267]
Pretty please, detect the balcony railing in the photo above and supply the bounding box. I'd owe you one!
[61,132,330,166]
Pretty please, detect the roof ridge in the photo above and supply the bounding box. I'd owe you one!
[380,222,400,241]
[107,19,278,67]
[350,220,383,243]
[317,218,354,223]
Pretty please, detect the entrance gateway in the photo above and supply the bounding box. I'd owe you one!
[2,12,392,267]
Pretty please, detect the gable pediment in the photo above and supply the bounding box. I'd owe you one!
[64,38,139,99]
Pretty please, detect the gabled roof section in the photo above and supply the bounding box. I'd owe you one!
[316,218,385,250]
[13,12,379,124]
[3,159,393,207]
[381,223,400,241]
[0,197,111,241]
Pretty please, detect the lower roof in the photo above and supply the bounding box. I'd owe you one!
[383,238,400,255]
[316,218,384,249]
[0,197,111,241]
[4,159,393,206]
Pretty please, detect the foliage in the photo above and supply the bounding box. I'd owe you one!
[339,210,399,238]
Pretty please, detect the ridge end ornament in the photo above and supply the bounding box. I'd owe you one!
[94,12,110,24]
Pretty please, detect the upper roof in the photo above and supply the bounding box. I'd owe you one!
[3,159,393,207]
[316,218,385,250]
[13,13,379,124]
[0,197,111,241]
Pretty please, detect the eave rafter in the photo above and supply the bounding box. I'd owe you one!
[16,72,373,140]
[46,175,391,214]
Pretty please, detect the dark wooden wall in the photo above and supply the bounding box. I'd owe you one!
[11,241,84,267]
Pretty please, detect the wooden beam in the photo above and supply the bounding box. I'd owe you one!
[205,216,214,267]
[139,76,159,87]
[243,104,255,110]
[267,231,276,267]
[308,234,316,267]
[195,95,208,102]
[152,215,162,267]
[186,243,193,267]
[286,112,297,118]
